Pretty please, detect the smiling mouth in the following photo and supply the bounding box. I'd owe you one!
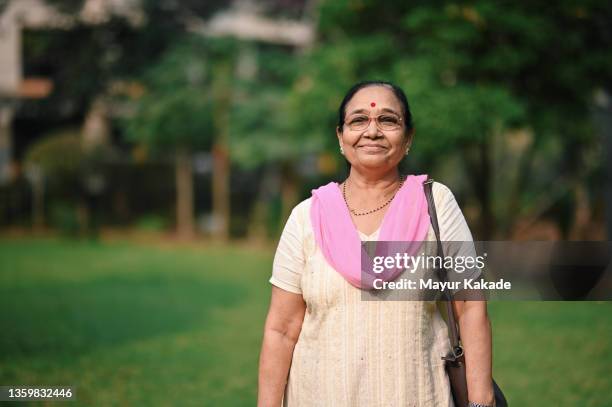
[358,144,387,150]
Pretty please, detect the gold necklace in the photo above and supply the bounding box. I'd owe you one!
[342,175,405,216]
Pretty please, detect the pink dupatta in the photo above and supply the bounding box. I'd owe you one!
[310,174,431,289]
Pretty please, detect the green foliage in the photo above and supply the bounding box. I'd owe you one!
[122,37,225,151]
[312,0,612,140]
[135,213,170,232]
[48,202,80,236]
[287,34,397,146]
[24,129,117,191]
[24,129,83,179]
[275,0,612,235]
[229,46,312,168]
[280,37,526,164]
[23,0,612,236]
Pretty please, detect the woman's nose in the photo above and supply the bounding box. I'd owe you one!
[364,119,380,137]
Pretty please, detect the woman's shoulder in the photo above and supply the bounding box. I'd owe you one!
[431,180,455,202]
[286,197,313,226]
[285,179,340,226]
[295,196,313,212]
[429,180,473,240]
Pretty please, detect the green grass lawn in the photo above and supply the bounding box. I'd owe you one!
[1,238,611,406]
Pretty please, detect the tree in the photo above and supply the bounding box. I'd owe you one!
[282,0,612,238]
[122,38,216,239]
[229,44,319,232]
[19,1,232,238]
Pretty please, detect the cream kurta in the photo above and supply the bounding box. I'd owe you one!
[270,182,479,407]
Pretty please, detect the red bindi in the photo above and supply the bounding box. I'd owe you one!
[370,102,376,107]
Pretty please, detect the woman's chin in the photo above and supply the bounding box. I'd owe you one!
[354,154,395,169]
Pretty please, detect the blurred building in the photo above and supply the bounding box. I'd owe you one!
[0,0,314,234]
[0,0,149,184]
[0,0,314,184]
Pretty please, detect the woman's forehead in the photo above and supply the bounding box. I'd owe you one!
[346,86,401,113]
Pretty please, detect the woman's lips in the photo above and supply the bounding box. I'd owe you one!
[358,144,387,152]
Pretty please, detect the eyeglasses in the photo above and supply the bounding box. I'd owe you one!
[344,113,403,132]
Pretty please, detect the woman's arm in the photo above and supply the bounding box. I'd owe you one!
[453,300,495,406]
[257,286,306,407]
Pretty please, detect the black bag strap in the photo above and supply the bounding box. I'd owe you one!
[423,178,463,361]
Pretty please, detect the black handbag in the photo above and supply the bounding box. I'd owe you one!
[423,178,508,407]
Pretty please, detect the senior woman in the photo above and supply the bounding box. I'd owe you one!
[258,80,495,407]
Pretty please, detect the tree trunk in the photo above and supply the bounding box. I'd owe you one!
[211,143,230,241]
[592,88,612,239]
[478,140,493,239]
[247,196,268,242]
[31,171,45,231]
[0,106,14,184]
[211,61,232,241]
[176,148,195,239]
[247,166,277,242]
[280,161,299,230]
[464,140,494,240]
[569,183,591,240]
[504,133,536,236]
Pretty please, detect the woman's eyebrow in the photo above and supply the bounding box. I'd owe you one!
[347,108,369,115]
[347,107,401,115]
[379,108,401,115]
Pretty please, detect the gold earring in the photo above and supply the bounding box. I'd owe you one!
[340,146,345,155]
[405,147,410,155]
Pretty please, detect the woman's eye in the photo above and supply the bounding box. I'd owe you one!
[380,115,399,124]
[350,116,368,124]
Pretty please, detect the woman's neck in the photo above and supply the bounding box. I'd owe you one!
[342,168,403,214]
[346,168,401,193]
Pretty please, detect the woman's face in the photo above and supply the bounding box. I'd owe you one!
[337,85,413,173]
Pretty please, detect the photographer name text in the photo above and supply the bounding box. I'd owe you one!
[372,277,511,291]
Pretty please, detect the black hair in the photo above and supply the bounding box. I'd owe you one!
[336,80,414,133]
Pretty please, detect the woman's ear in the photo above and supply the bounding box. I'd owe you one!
[405,128,415,149]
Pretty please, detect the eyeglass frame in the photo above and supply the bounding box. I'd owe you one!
[343,110,405,132]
